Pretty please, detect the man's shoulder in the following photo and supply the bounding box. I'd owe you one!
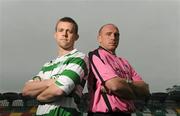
[42,59,55,67]
[89,47,99,52]
[74,50,87,58]
[75,50,86,55]
[68,50,88,63]
[88,48,100,56]
[118,56,128,62]
[88,47,109,59]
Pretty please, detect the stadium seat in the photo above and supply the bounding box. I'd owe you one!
[2,92,20,111]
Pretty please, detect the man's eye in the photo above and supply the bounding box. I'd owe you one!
[106,32,111,36]
[68,30,73,34]
[115,33,120,37]
[57,29,63,32]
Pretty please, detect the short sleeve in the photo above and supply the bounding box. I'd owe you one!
[55,57,88,95]
[91,54,118,82]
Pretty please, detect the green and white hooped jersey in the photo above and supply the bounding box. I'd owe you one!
[35,49,89,116]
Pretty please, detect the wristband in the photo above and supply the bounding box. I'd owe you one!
[126,78,132,84]
[101,86,107,93]
[32,76,41,81]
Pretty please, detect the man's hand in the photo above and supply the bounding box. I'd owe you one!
[36,82,65,102]
[130,81,150,99]
[22,79,55,97]
[105,77,136,100]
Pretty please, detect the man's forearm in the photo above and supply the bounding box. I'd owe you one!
[112,81,150,100]
[36,84,65,102]
[22,79,54,97]
[112,85,136,100]
[25,87,47,97]
[130,81,150,99]
[105,77,136,100]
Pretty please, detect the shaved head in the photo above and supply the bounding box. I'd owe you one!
[98,23,119,35]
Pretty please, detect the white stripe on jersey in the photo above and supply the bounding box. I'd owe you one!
[56,75,75,94]
[65,63,85,79]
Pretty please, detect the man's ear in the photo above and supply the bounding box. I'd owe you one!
[98,35,101,43]
[75,34,79,41]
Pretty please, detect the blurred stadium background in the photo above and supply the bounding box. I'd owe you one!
[0,85,179,116]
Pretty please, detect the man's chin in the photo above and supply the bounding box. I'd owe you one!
[109,46,117,50]
[60,46,73,51]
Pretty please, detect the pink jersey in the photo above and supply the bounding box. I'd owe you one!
[88,47,142,112]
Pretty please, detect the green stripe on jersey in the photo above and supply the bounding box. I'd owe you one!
[66,50,78,57]
[36,106,82,116]
[63,57,88,76]
[41,61,61,73]
[55,81,64,86]
[60,70,80,84]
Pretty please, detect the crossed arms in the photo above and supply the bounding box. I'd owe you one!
[90,53,150,100]
[22,78,65,102]
[105,77,150,100]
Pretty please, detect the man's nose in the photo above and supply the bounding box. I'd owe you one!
[110,34,116,40]
[63,31,68,37]
[111,34,119,41]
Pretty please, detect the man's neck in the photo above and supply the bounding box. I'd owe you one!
[58,47,74,56]
[99,46,116,55]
